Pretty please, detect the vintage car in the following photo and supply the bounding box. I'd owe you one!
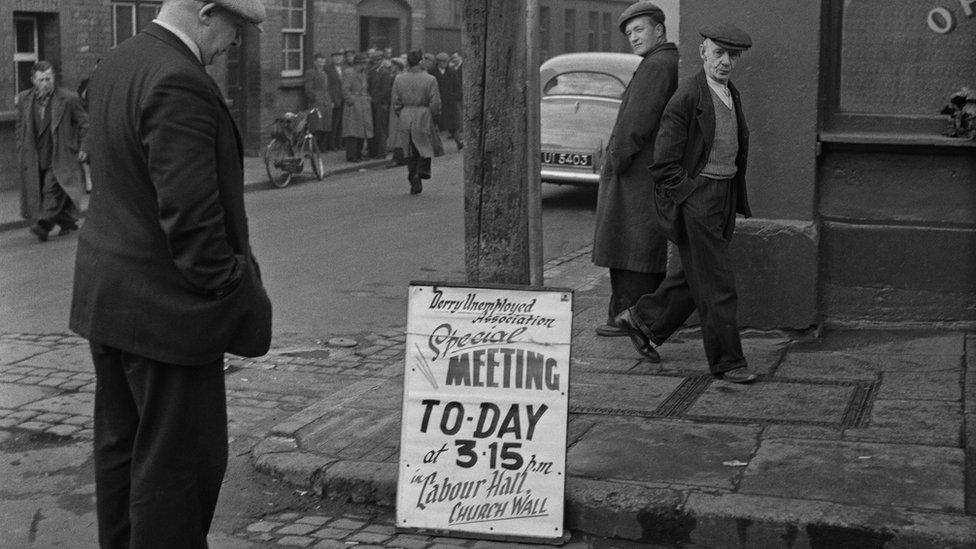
[539,51,641,186]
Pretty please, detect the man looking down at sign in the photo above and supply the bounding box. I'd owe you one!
[615,24,758,384]
[69,0,273,546]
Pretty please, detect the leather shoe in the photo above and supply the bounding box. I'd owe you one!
[58,223,79,236]
[29,223,49,242]
[595,323,628,337]
[613,309,660,363]
[721,367,757,384]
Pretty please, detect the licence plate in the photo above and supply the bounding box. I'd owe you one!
[541,151,593,167]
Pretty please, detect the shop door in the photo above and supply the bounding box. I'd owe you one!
[360,16,401,53]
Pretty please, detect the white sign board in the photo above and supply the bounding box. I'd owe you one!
[396,283,572,542]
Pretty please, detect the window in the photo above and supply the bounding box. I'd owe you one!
[601,12,612,51]
[587,11,598,51]
[113,1,161,46]
[14,15,39,94]
[543,71,627,99]
[822,0,976,135]
[539,6,551,60]
[281,0,306,77]
[564,9,576,53]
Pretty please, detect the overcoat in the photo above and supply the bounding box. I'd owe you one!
[69,23,272,366]
[651,70,752,243]
[390,67,442,158]
[429,66,462,131]
[304,67,333,134]
[341,68,373,139]
[326,63,345,106]
[591,42,678,272]
[16,86,89,221]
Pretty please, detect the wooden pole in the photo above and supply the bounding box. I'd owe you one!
[461,0,534,285]
[525,0,543,287]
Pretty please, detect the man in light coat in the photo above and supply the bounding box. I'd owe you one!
[16,60,89,242]
[304,52,334,153]
[342,52,374,162]
[591,1,678,356]
[391,50,441,194]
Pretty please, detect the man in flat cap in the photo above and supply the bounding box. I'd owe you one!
[342,52,374,162]
[70,0,273,544]
[615,24,757,383]
[591,1,678,353]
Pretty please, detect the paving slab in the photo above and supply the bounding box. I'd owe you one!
[739,439,965,511]
[789,330,964,356]
[875,369,962,401]
[844,399,962,447]
[224,369,360,399]
[566,417,759,490]
[686,379,856,425]
[0,342,49,365]
[0,382,57,408]
[570,356,641,374]
[298,407,401,460]
[340,378,403,411]
[23,392,93,416]
[569,372,684,414]
[778,351,961,380]
[15,346,93,373]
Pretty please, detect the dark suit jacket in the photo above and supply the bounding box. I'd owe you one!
[69,23,272,365]
[650,69,751,242]
[591,42,678,272]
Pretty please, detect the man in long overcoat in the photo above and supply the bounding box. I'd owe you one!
[391,50,441,194]
[615,24,757,384]
[367,52,394,158]
[304,52,334,152]
[69,0,273,544]
[591,1,678,351]
[16,60,89,242]
[326,51,345,150]
[429,52,463,150]
[342,52,374,162]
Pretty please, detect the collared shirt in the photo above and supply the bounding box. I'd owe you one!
[706,76,733,110]
[153,18,202,63]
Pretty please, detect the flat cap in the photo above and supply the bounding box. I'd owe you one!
[354,52,369,63]
[699,24,752,50]
[435,52,450,62]
[618,1,665,33]
[211,0,265,26]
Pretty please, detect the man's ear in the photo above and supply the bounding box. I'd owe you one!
[198,2,218,26]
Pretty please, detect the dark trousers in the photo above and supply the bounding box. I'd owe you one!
[36,168,78,230]
[607,268,665,323]
[91,342,228,549]
[330,106,343,149]
[345,137,364,161]
[313,130,330,153]
[407,141,431,181]
[369,103,389,158]
[632,176,746,374]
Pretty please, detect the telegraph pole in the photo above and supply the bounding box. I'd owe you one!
[461,0,543,286]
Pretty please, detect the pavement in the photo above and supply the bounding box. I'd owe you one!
[0,149,394,233]
[245,246,976,548]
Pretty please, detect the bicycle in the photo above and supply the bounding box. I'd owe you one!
[264,108,326,188]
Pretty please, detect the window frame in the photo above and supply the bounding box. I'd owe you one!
[13,15,39,94]
[112,0,161,47]
[280,0,307,78]
[563,8,576,53]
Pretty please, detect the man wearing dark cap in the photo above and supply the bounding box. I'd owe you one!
[592,1,678,351]
[615,24,757,383]
[342,52,374,162]
[327,51,346,150]
[70,0,273,544]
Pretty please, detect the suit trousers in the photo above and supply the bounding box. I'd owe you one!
[607,268,666,323]
[632,175,746,373]
[90,342,228,549]
[37,168,78,229]
[407,141,432,181]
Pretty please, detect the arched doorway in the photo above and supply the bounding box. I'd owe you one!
[357,0,410,54]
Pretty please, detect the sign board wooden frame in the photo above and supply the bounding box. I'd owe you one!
[396,282,573,544]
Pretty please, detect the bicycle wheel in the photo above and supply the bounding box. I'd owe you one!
[265,139,294,188]
[304,136,326,181]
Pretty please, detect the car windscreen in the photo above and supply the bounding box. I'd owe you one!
[542,71,627,99]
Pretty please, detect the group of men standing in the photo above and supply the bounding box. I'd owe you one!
[593,1,758,383]
[304,47,463,165]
